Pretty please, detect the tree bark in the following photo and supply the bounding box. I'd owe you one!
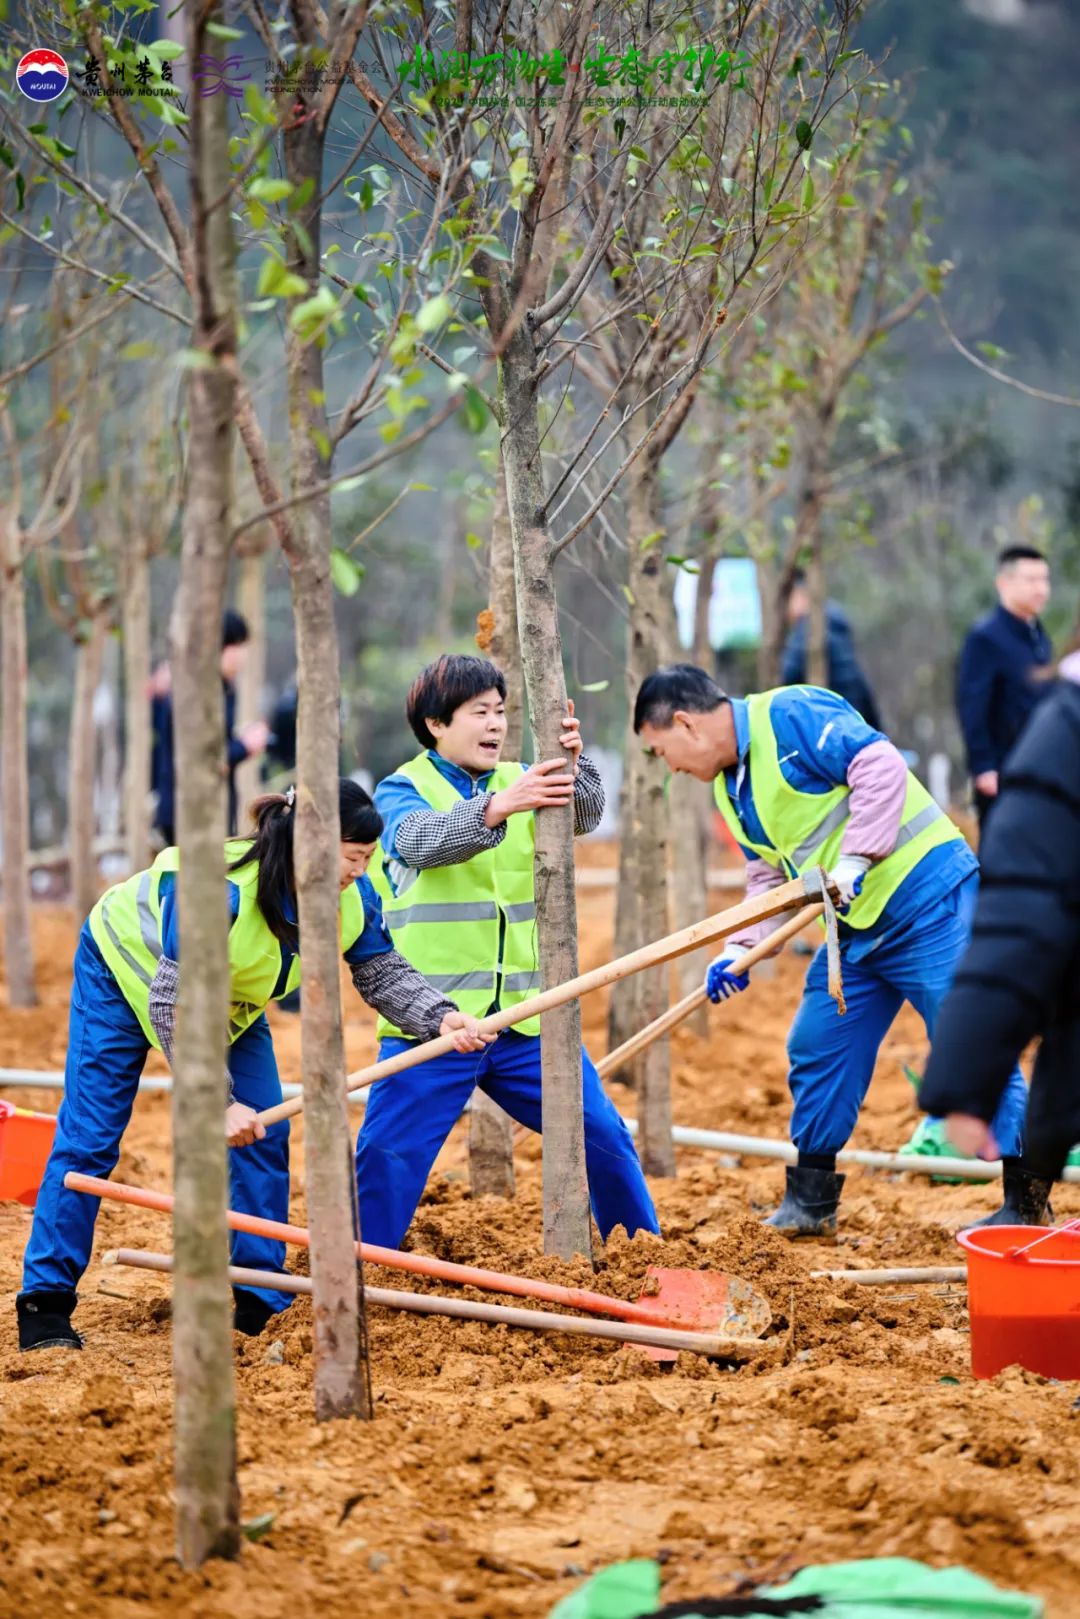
[492,310,592,1262]
[613,448,676,1177]
[805,538,828,689]
[123,531,153,872]
[469,454,517,1201]
[67,615,105,922]
[234,540,267,822]
[170,0,241,1568]
[284,108,371,1422]
[0,512,36,1008]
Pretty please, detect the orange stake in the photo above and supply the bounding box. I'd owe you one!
[66,1171,745,1334]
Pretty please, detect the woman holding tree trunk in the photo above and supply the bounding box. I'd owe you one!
[358,654,660,1251]
[17,781,488,1353]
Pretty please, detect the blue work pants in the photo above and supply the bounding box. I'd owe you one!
[354,1031,659,1249]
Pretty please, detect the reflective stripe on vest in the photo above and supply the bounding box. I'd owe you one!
[88,842,367,1048]
[369,753,540,1039]
[713,687,963,929]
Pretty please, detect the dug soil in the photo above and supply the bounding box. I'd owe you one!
[3,864,1078,1619]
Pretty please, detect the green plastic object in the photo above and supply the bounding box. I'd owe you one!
[898,1114,969,1184]
[548,1557,1043,1619]
[759,1555,1044,1616]
[548,1560,660,1619]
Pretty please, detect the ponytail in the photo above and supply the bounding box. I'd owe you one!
[228,780,384,949]
[229,788,298,949]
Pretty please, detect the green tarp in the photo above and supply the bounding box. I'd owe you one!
[549,1556,1044,1619]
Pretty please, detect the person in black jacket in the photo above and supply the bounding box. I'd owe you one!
[780,569,882,728]
[919,654,1080,1222]
[150,610,269,844]
[956,545,1052,833]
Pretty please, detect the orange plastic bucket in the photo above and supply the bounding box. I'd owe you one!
[958,1223,1080,1380]
[0,1100,57,1207]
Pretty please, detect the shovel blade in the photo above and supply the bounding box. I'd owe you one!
[637,1265,771,1363]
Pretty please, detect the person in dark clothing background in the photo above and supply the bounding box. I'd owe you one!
[781,568,882,729]
[919,650,1080,1223]
[150,609,269,845]
[956,544,1052,833]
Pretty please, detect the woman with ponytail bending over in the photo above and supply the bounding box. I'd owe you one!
[17,780,489,1353]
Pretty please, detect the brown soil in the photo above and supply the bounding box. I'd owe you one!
[3,868,1078,1619]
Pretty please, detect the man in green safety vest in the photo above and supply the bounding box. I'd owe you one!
[358,653,660,1249]
[633,664,1030,1236]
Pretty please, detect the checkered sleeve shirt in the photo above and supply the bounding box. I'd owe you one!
[394,753,605,871]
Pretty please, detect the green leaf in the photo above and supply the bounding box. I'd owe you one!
[206,20,245,38]
[378,421,402,444]
[148,38,185,57]
[290,286,340,335]
[976,341,1008,362]
[334,475,366,495]
[836,193,856,208]
[15,172,25,211]
[330,548,363,596]
[248,177,294,203]
[119,340,157,360]
[459,386,488,435]
[416,293,452,333]
[409,482,435,492]
[241,1514,276,1543]
[256,257,309,299]
[795,120,814,151]
[578,680,609,693]
[465,530,483,550]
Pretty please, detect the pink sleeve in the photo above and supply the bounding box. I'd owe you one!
[841,740,908,860]
[724,858,792,956]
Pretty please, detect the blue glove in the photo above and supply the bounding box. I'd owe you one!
[705,952,750,1003]
[828,854,871,914]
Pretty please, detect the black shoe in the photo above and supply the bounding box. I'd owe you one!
[233,1287,278,1337]
[17,1290,83,1352]
[764,1165,845,1237]
[972,1161,1054,1229]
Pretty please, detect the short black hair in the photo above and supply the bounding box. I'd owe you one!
[633,664,728,733]
[221,609,250,647]
[406,654,507,748]
[997,545,1047,570]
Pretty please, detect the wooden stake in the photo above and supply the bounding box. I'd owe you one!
[810,1266,967,1285]
[108,1250,767,1361]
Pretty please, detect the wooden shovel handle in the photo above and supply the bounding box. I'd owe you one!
[110,1249,764,1360]
[255,872,825,1127]
[68,1171,701,1330]
[596,900,824,1079]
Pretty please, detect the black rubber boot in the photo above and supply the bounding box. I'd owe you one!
[764,1166,845,1237]
[973,1161,1054,1229]
[17,1290,83,1352]
[233,1287,277,1337]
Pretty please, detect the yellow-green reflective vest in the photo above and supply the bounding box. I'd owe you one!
[368,753,540,1040]
[712,688,963,929]
[88,841,366,1049]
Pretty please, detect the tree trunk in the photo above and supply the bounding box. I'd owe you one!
[668,546,718,1037]
[67,615,106,922]
[284,111,371,1422]
[170,0,241,1567]
[614,449,676,1176]
[805,539,828,689]
[0,516,36,1008]
[469,454,517,1201]
[123,532,153,872]
[794,405,838,690]
[234,540,266,823]
[756,555,784,688]
[667,775,711,1037]
[492,310,592,1263]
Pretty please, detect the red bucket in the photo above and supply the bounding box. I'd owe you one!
[0,1099,57,1207]
[958,1222,1080,1380]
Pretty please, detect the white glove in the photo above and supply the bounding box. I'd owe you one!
[828,853,872,909]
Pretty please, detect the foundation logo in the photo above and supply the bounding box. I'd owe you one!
[16,48,69,103]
